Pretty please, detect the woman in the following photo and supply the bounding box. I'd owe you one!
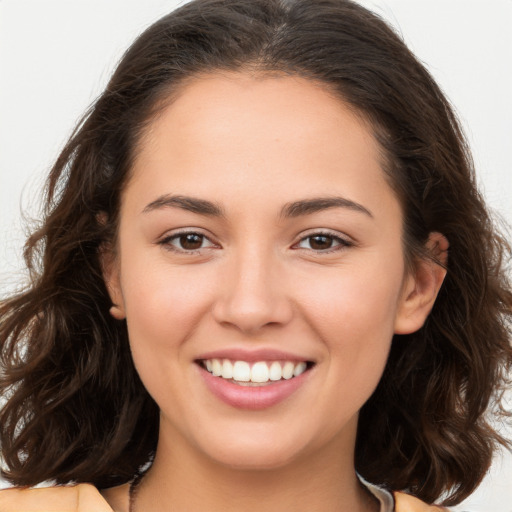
[0,0,511,510]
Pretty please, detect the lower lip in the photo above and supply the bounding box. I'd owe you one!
[198,365,310,410]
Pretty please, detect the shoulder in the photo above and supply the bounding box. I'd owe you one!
[0,483,450,512]
[0,483,114,512]
[360,476,449,512]
[394,491,449,512]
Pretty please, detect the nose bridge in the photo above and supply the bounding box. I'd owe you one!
[213,240,292,332]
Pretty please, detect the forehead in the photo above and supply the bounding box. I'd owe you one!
[126,71,396,219]
[138,71,377,159]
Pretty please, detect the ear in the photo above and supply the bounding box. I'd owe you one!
[97,217,126,321]
[394,232,449,334]
[100,244,126,320]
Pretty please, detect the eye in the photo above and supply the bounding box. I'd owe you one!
[159,231,217,252]
[295,232,351,252]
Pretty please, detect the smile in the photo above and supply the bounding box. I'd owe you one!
[196,355,315,410]
[200,359,310,385]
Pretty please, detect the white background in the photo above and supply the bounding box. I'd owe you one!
[0,0,511,509]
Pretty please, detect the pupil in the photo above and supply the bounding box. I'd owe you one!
[180,234,203,250]
[310,235,332,250]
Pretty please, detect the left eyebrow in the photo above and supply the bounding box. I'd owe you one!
[142,194,225,217]
[280,196,373,218]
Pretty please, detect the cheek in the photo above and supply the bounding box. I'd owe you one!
[119,253,217,357]
[119,259,220,415]
[293,257,404,386]
[297,259,403,339]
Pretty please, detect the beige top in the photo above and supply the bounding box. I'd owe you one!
[0,481,449,511]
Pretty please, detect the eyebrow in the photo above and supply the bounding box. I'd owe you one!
[281,197,373,218]
[142,194,225,217]
[142,194,372,219]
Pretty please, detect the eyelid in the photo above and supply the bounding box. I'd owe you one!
[157,228,220,253]
[156,227,354,254]
[292,229,354,252]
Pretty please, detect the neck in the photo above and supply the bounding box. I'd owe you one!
[132,422,379,512]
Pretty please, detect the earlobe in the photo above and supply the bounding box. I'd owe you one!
[109,304,126,320]
[394,232,449,335]
[98,240,126,321]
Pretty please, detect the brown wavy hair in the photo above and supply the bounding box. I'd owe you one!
[1,0,511,505]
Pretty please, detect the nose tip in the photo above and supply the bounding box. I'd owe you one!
[213,295,291,334]
[212,262,293,334]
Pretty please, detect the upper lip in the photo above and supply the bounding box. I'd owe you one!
[195,348,314,363]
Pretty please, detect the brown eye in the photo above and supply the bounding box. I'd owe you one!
[160,231,216,252]
[308,235,334,250]
[179,233,204,250]
[296,232,351,252]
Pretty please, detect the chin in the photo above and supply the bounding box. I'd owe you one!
[206,443,302,471]
[189,418,325,472]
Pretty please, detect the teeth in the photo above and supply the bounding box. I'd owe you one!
[251,362,269,383]
[211,359,222,377]
[232,361,251,382]
[269,361,282,381]
[203,359,309,384]
[282,361,294,380]
[293,361,307,377]
[221,359,233,379]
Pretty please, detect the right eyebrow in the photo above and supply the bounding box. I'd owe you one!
[280,196,373,219]
[142,194,225,217]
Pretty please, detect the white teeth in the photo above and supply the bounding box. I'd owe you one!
[203,359,309,383]
[293,361,307,377]
[282,361,295,380]
[211,358,222,377]
[251,361,269,383]
[232,361,251,382]
[269,361,282,381]
[221,359,233,379]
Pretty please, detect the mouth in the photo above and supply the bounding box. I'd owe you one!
[197,359,315,386]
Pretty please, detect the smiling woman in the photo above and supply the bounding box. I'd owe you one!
[0,1,511,511]
[104,74,439,484]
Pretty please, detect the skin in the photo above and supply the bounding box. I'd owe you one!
[102,72,447,512]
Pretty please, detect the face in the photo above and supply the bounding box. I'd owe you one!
[105,72,437,472]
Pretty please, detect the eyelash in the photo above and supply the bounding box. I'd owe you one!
[158,230,217,254]
[293,231,353,253]
[158,230,353,254]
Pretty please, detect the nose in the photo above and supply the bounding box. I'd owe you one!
[212,247,294,334]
